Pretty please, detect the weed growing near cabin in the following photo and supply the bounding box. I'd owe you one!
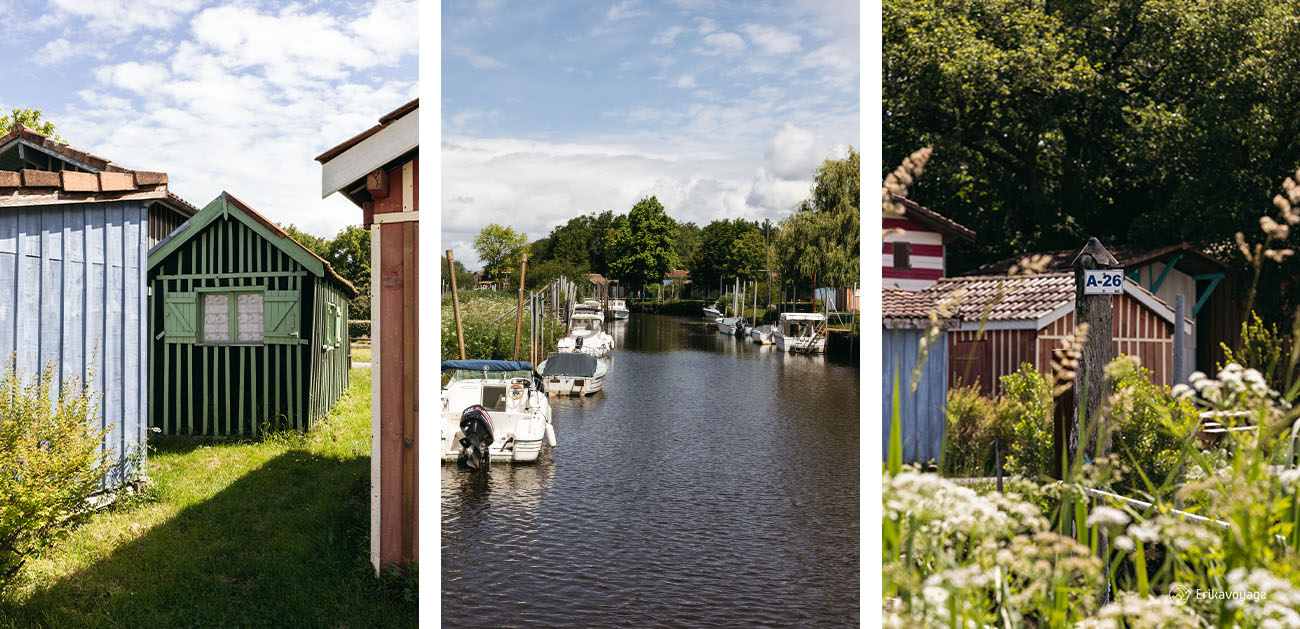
[0,362,112,587]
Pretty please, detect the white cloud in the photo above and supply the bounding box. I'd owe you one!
[650,25,683,46]
[42,0,202,35]
[741,24,801,55]
[33,38,106,65]
[448,44,509,70]
[764,123,823,180]
[674,75,696,89]
[441,135,810,269]
[47,3,418,239]
[606,0,648,22]
[93,61,170,93]
[696,17,719,35]
[698,32,745,56]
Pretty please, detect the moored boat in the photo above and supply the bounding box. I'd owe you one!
[440,360,556,468]
[538,352,608,396]
[609,299,630,320]
[716,316,747,335]
[749,324,774,344]
[773,312,827,353]
[702,305,723,318]
[558,312,614,357]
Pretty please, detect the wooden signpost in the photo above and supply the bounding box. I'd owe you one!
[1071,237,1119,460]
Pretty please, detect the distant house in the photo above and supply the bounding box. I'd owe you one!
[0,124,196,486]
[664,269,691,298]
[883,289,956,464]
[921,273,1190,395]
[968,243,1233,372]
[317,98,418,575]
[884,194,975,291]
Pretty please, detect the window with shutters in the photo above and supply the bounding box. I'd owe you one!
[893,242,912,270]
[199,291,265,345]
[324,302,340,349]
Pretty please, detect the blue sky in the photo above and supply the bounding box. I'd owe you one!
[0,0,417,238]
[442,0,860,270]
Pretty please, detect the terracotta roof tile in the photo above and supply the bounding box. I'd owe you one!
[920,274,1075,321]
[882,288,940,319]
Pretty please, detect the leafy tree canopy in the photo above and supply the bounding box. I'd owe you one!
[283,225,330,260]
[884,0,1300,295]
[774,147,861,291]
[692,218,766,286]
[606,196,679,292]
[0,108,59,139]
[473,223,528,281]
[442,257,475,292]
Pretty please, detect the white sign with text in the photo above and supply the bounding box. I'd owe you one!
[1082,269,1124,295]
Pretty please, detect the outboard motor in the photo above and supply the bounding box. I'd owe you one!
[575,336,584,350]
[458,404,495,470]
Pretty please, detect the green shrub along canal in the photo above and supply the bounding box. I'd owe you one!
[442,313,859,625]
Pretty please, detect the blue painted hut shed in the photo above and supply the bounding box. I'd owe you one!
[0,124,196,486]
[882,289,956,465]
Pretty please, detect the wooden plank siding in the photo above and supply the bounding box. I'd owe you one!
[0,201,150,487]
[884,327,949,464]
[148,204,352,436]
[948,329,1036,396]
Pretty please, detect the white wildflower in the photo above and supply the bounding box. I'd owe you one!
[1086,506,1131,529]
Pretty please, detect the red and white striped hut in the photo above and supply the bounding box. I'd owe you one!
[884,194,976,291]
[919,273,1191,395]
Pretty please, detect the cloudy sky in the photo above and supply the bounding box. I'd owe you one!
[0,0,417,238]
[442,0,860,270]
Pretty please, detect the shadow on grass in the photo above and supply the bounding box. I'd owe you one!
[1,449,415,628]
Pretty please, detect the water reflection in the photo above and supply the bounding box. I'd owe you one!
[443,314,859,626]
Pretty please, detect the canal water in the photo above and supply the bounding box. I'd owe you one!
[442,314,860,626]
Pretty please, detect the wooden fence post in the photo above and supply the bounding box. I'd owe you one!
[1051,351,1075,480]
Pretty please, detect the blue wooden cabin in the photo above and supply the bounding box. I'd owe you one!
[0,125,195,485]
[882,289,955,466]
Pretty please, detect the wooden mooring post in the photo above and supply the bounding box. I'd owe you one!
[513,252,529,361]
[446,249,466,359]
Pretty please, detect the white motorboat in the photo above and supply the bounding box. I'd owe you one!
[558,312,614,357]
[749,324,774,344]
[716,316,747,335]
[440,360,556,468]
[574,299,603,320]
[773,312,827,353]
[538,352,608,396]
[609,299,630,320]
[703,306,723,318]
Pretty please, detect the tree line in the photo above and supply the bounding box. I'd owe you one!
[463,147,861,303]
[282,224,371,319]
[884,0,1300,321]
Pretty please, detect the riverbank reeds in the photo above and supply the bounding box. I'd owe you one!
[440,290,564,362]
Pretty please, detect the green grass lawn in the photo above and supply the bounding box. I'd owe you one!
[0,368,415,628]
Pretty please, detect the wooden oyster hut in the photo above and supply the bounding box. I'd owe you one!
[147,192,356,435]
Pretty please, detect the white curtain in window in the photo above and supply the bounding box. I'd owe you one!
[237,293,264,342]
[204,294,229,342]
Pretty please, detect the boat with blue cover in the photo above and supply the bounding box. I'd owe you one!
[440,360,556,468]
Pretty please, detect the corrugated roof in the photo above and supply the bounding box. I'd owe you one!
[920,274,1075,321]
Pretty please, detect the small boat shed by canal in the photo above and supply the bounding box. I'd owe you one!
[316,98,419,575]
[0,124,197,485]
[147,192,356,435]
[883,288,956,465]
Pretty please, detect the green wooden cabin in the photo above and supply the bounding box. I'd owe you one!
[147,192,357,435]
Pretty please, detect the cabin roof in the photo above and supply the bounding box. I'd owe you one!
[967,242,1229,276]
[920,273,1185,328]
[889,194,975,242]
[0,124,196,218]
[316,99,418,202]
[148,191,357,297]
